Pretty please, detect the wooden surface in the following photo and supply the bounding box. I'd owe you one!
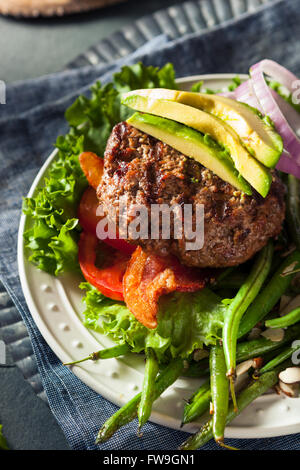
[0,0,125,17]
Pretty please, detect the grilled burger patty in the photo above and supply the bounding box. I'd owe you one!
[98,122,286,268]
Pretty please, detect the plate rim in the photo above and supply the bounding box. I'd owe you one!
[18,73,300,440]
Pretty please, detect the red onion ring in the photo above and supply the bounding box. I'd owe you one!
[249,60,300,163]
[234,79,263,112]
[218,91,237,99]
[276,149,300,178]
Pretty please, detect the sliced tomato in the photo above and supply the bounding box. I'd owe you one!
[123,246,210,329]
[78,186,135,255]
[105,236,136,255]
[79,151,104,189]
[78,186,101,234]
[78,231,131,301]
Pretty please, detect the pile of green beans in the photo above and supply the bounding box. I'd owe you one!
[222,242,273,408]
[286,175,300,250]
[180,324,300,430]
[179,361,291,450]
[238,249,300,338]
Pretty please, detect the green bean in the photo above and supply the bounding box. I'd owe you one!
[215,267,235,284]
[265,307,300,329]
[179,361,289,450]
[291,282,300,295]
[269,253,286,277]
[180,361,209,378]
[215,273,247,290]
[182,367,209,378]
[137,348,159,432]
[291,269,300,294]
[258,342,300,374]
[257,348,286,367]
[222,242,273,408]
[63,343,130,365]
[182,379,211,426]
[210,345,229,444]
[96,358,184,443]
[238,250,300,338]
[286,174,300,250]
[236,323,300,362]
[0,425,9,450]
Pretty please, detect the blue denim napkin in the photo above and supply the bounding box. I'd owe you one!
[1,0,300,450]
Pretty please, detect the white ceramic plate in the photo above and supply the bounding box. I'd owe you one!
[18,74,300,439]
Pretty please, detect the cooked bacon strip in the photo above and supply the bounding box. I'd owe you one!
[79,152,104,189]
[123,246,209,329]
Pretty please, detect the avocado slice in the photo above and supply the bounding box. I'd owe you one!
[123,88,283,169]
[123,94,272,197]
[127,112,252,195]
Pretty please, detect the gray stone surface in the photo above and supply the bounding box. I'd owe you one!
[0,366,70,450]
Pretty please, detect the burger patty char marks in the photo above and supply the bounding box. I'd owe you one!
[98,122,286,268]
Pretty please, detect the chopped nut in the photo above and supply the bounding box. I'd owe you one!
[280,295,300,317]
[281,261,299,276]
[247,327,262,340]
[236,359,254,376]
[278,380,300,398]
[261,328,285,342]
[279,367,300,384]
[279,295,292,313]
[193,349,209,362]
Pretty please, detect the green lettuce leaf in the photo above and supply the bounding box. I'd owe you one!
[23,62,177,275]
[190,76,241,94]
[80,282,224,362]
[65,62,177,155]
[23,132,86,275]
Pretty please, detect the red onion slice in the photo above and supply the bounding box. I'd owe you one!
[249,60,300,163]
[276,149,300,178]
[270,89,300,142]
[234,79,263,112]
[218,90,236,99]
[255,60,298,91]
